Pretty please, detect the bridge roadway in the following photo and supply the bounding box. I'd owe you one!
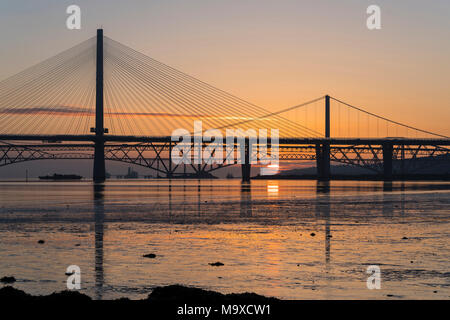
[1,134,450,145]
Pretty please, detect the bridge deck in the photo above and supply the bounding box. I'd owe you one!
[1,134,450,146]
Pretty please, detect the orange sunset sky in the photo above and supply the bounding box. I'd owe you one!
[0,0,449,136]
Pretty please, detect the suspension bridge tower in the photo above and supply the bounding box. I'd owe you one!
[316,95,331,180]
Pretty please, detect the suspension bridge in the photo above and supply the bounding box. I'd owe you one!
[0,29,449,181]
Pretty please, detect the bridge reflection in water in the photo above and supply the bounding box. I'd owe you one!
[315,181,331,264]
[90,180,343,299]
[93,183,105,300]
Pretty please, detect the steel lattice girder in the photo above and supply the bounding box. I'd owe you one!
[0,142,449,175]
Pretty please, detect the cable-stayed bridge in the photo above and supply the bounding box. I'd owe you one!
[0,29,449,181]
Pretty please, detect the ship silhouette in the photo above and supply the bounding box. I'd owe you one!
[39,173,82,180]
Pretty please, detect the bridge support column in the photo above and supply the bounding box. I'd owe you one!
[241,138,251,182]
[167,141,173,179]
[316,143,330,181]
[93,29,106,182]
[383,142,393,180]
[241,163,251,182]
[197,164,202,178]
[322,142,330,180]
[316,143,323,177]
[94,141,105,182]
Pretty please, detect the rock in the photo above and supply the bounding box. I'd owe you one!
[209,262,224,266]
[310,233,316,237]
[147,285,277,302]
[0,286,91,302]
[143,253,156,258]
[37,240,45,244]
[0,286,32,301]
[0,276,16,284]
[43,290,92,302]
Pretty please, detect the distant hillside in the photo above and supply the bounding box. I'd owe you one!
[254,155,450,180]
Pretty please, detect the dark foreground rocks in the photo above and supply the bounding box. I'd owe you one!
[0,284,277,303]
[148,285,277,302]
[0,286,91,302]
[0,286,433,319]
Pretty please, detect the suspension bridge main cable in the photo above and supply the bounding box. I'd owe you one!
[330,96,449,139]
[212,96,325,134]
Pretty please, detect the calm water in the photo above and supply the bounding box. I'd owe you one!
[0,179,449,300]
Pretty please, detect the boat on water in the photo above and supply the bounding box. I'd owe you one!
[38,174,83,180]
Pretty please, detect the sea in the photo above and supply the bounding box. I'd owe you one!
[0,179,449,300]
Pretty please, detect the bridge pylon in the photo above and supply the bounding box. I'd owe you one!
[93,29,106,182]
[316,95,331,180]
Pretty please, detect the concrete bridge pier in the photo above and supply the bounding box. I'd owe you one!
[322,142,331,180]
[93,139,106,182]
[241,138,251,182]
[241,163,251,182]
[316,143,330,181]
[316,143,323,178]
[382,142,394,180]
